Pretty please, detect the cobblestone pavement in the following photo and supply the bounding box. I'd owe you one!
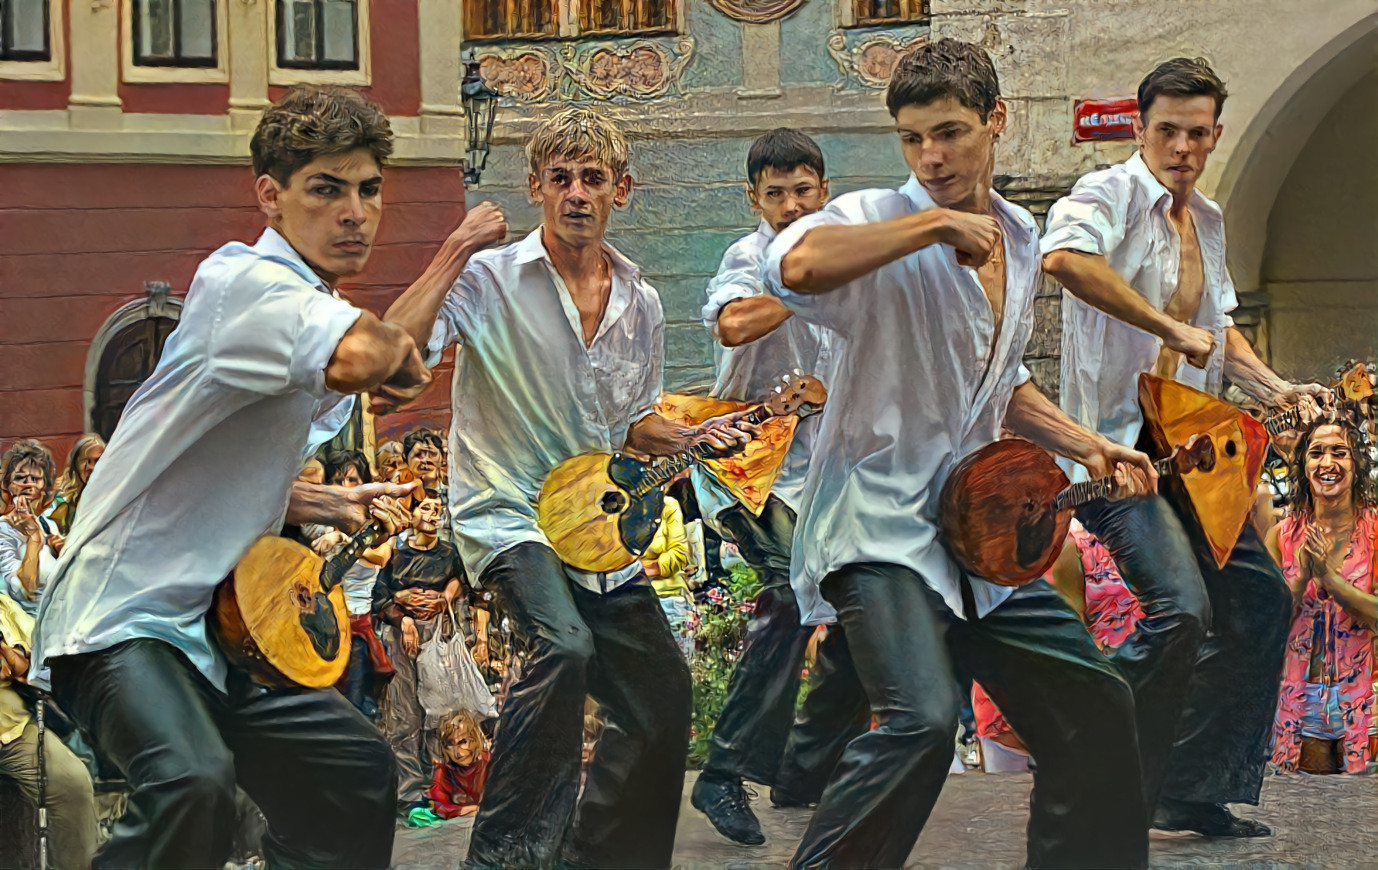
[393,770,1378,869]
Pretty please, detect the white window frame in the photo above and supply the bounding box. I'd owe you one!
[0,0,65,82]
[120,0,230,84]
[268,0,372,87]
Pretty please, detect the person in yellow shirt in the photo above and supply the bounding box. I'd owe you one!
[642,496,696,658]
[0,591,98,869]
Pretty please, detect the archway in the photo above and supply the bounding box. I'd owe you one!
[84,282,184,440]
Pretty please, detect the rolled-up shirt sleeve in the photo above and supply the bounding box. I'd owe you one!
[1015,362,1032,387]
[763,202,866,335]
[1040,172,1131,258]
[425,264,490,367]
[701,241,766,341]
[207,272,362,399]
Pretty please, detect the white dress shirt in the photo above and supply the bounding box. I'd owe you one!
[1042,151,1237,480]
[0,515,60,615]
[692,220,835,527]
[426,228,664,594]
[765,178,1039,625]
[32,228,360,691]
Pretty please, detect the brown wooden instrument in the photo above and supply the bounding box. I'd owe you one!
[211,519,385,688]
[536,374,828,573]
[940,435,1217,587]
[1261,362,1374,437]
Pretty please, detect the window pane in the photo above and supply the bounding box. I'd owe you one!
[321,0,356,64]
[279,0,318,63]
[7,0,50,53]
[138,0,175,60]
[178,0,216,61]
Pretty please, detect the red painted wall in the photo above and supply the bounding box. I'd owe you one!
[0,163,465,464]
[118,82,229,115]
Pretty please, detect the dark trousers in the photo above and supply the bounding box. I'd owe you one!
[466,543,692,870]
[703,496,816,785]
[1077,490,1292,809]
[48,638,397,870]
[793,565,1146,870]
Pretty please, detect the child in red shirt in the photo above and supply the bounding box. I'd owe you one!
[428,711,490,819]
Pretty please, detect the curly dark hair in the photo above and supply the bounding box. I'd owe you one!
[250,86,394,183]
[323,449,373,486]
[1,439,57,504]
[1287,417,1375,516]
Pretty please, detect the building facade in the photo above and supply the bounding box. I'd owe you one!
[1,0,473,461]
[466,0,1378,397]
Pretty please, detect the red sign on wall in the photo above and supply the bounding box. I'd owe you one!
[1073,98,1140,143]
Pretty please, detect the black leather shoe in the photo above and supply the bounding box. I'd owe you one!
[691,772,766,846]
[1153,801,1273,838]
[769,784,819,808]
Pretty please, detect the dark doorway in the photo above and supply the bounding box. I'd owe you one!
[91,316,179,440]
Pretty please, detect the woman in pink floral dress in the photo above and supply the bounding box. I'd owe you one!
[1267,419,1377,775]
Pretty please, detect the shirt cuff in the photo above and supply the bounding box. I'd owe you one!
[701,283,758,340]
[1015,363,1032,386]
[292,301,363,399]
[1038,225,1106,258]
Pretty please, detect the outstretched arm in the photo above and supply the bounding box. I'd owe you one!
[1003,381,1157,496]
[717,297,794,347]
[1223,327,1327,411]
[780,209,999,294]
[1043,249,1214,367]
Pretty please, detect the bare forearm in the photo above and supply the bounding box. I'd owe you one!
[1223,327,1290,406]
[625,413,695,457]
[18,539,40,596]
[285,482,356,531]
[780,211,947,294]
[1044,250,1180,342]
[718,296,793,347]
[384,239,476,350]
[1003,381,1105,467]
[1323,573,1378,629]
[324,314,420,394]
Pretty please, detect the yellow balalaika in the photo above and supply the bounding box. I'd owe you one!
[211,519,385,688]
[536,374,828,573]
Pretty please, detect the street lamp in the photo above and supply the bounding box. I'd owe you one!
[461,50,499,188]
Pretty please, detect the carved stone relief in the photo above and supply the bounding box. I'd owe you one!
[474,37,696,103]
[706,0,806,24]
[826,30,927,89]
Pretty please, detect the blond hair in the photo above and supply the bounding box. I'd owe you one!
[56,433,105,505]
[438,710,486,753]
[526,108,630,179]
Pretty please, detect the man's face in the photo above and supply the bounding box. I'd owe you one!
[1305,425,1354,502]
[77,445,103,484]
[748,166,828,233]
[1133,95,1221,196]
[529,155,631,250]
[379,452,405,481]
[331,466,364,489]
[895,98,1005,211]
[407,443,442,487]
[414,498,442,533]
[6,462,46,506]
[256,148,383,285]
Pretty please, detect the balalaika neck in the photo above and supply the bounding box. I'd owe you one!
[1263,385,1346,437]
[319,519,387,592]
[1053,454,1177,511]
[631,405,771,498]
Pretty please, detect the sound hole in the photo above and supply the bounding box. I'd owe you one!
[291,583,311,608]
[600,491,628,514]
[1225,440,1238,458]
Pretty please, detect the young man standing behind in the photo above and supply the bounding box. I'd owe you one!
[1042,57,1325,837]
[690,128,837,845]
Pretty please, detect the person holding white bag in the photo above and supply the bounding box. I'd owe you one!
[372,495,476,810]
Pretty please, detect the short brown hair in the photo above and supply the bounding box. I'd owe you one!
[2,439,57,502]
[526,108,630,179]
[886,39,1000,122]
[250,86,394,183]
[1138,58,1228,121]
[438,710,486,751]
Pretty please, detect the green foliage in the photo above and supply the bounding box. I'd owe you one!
[687,564,759,767]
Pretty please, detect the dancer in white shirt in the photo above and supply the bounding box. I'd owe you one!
[32,86,493,869]
[385,108,757,870]
[1042,57,1326,838]
[689,129,840,845]
[766,40,1154,868]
